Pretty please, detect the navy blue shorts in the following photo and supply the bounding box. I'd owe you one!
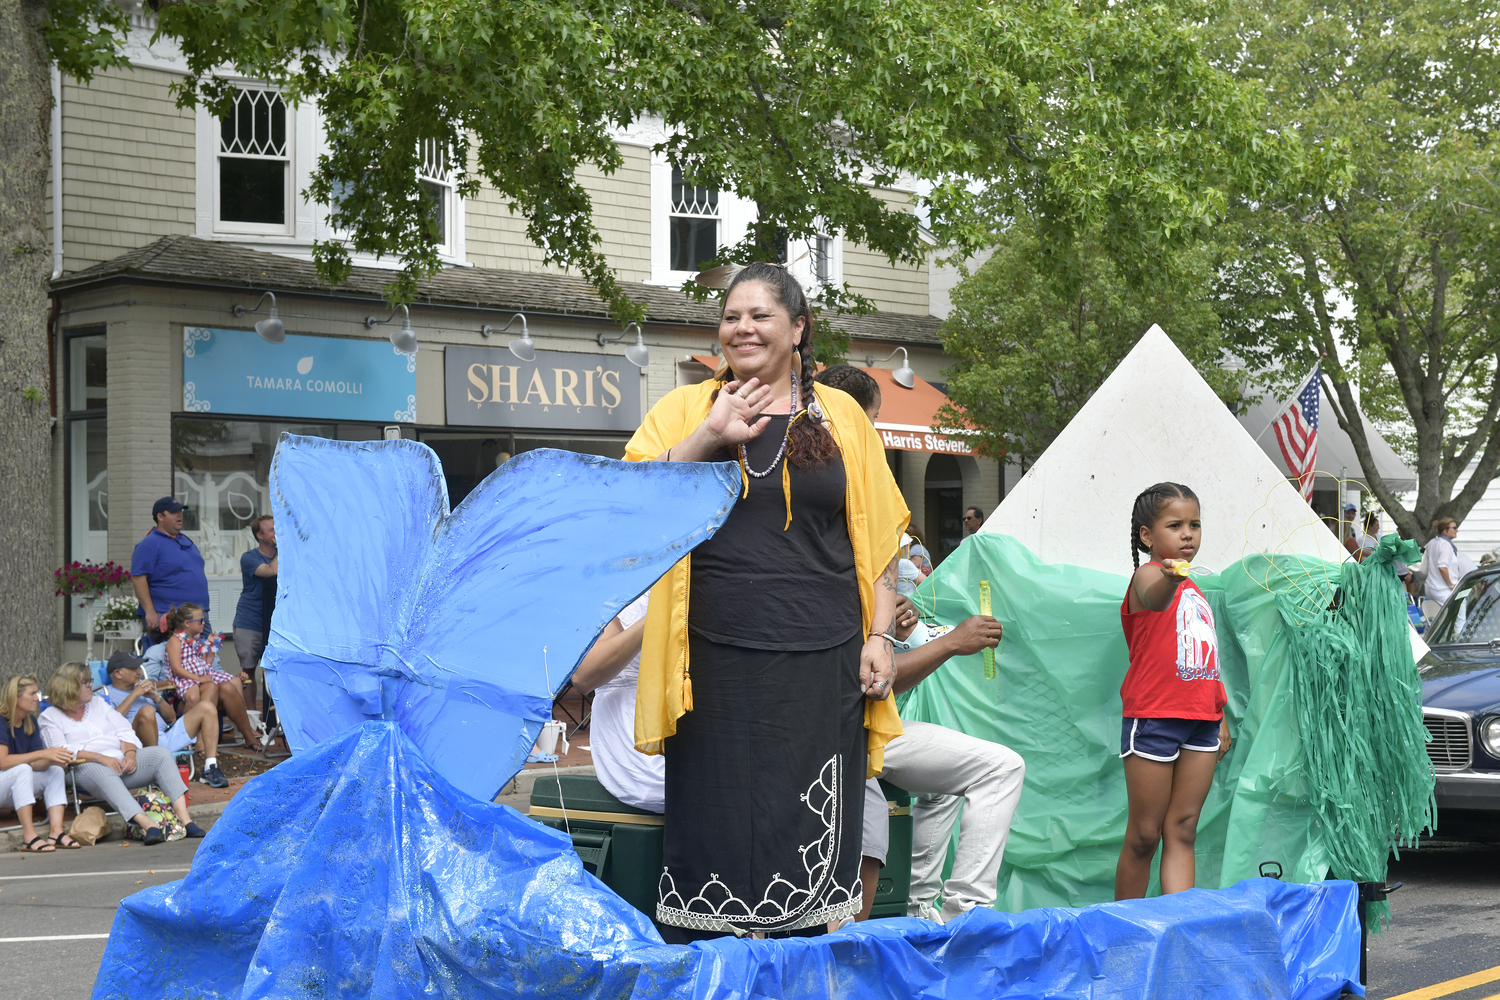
[1121,717,1221,762]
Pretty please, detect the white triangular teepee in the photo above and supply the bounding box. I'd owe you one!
[982,325,1346,579]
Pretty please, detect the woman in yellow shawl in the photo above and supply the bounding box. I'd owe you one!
[625,262,909,940]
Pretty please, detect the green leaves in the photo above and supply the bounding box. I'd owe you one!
[938,219,1235,465]
[1213,0,1500,540]
[43,0,1288,329]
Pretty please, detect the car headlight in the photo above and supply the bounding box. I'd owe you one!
[1483,717,1500,759]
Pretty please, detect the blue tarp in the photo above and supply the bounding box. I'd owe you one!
[93,722,1362,1000]
[264,438,742,801]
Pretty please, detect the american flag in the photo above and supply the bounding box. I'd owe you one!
[1271,363,1321,500]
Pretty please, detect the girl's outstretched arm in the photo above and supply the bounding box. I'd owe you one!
[1128,561,1187,614]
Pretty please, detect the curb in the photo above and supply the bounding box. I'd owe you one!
[1,798,231,853]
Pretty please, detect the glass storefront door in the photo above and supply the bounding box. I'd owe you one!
[420,431,628,506]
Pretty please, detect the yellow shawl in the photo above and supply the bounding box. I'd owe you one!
[625,379,910,777]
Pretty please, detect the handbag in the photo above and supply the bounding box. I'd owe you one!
[126,787,186,842]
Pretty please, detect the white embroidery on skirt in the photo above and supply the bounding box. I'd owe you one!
[657,754,859,932]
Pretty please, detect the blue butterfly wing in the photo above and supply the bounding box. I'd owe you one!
[264,436,741,801]
[391,449,740,800]
[264,436,448,756]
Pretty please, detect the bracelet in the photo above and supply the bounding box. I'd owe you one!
[868,632,897,645]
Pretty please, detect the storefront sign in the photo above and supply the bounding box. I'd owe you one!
[445,346,641,431]
[878,425,974,455]
[182,327,417,422]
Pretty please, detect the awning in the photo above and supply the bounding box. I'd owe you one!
[685,355,971,455]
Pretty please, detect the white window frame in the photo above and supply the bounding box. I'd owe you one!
[788,231,842,298]
[650,152,755,286]
[416,138,464,261]
[197,83,467,264]
[196,83,304,239]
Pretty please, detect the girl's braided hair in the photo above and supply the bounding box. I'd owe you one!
[1130,482,1200,569]
[711,262,837,468]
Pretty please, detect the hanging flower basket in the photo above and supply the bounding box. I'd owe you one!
[55,560,130,607]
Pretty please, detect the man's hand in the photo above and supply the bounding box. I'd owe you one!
[134,679,154,696]
[891,596,919,642]
[944,615,1003,656]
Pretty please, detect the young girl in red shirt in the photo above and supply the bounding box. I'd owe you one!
[1116,482,1231,900]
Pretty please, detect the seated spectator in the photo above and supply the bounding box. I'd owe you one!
[39,664,207,844]
[104,651,230,788]
[571,595,660,813]
[897,533,927,595]
[906,528,934,576]
[884,598,1023,923]
[0,675,75,851]
[102,651,176,748]
[162,604,259,749]
[141,640,169,684]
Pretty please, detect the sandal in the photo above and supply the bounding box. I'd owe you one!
[20,836,55,853]
[53,833,82,849]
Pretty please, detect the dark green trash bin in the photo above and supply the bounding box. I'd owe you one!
[529,774,663,919]
[530,774,913,922]
[871,779,913,919]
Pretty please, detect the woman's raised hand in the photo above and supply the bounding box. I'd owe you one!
[703,378,774,448]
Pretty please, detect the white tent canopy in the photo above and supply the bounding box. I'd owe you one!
[1237,389,1416,494]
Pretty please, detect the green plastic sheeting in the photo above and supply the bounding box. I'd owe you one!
[899,534,1434,913]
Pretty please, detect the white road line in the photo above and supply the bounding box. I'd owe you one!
[0,934,111,943]
[0,868,189,882]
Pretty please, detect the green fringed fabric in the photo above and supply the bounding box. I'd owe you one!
[1274,534,1436,901]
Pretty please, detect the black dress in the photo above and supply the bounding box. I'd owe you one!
[656,414,867,937]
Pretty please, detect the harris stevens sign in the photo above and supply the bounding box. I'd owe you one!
[182,327,417,422]
[445,346,641,432]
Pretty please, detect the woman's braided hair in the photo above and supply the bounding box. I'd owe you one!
[713,262,837,468]
[1130,482,1200,569]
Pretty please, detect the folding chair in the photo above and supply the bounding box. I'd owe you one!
[551,680,594,739]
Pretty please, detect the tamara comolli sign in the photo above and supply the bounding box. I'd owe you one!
[183,327,417,422]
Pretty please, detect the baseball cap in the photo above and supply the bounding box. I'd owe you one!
[106,650,146,677]
[152,496,187,516]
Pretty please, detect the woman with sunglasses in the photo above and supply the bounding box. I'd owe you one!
[39,664,206,845]
[626,262,909,941]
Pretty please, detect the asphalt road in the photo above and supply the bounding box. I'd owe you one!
[0,825,212,1000]
[1,821,1495,1000]
[1366,838,1500,1000]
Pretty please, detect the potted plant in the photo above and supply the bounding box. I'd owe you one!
[95,595,143,637]
[55,560,131,661]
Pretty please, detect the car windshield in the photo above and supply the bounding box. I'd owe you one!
[1427,570,1500,645]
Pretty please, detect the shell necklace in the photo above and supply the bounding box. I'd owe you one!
[740,371,798,478]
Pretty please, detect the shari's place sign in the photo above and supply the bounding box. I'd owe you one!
[444,345,641,431]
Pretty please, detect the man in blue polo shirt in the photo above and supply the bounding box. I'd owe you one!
[130,496,210,636]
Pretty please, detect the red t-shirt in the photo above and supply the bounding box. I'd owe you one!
[1119,567,1227,720]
